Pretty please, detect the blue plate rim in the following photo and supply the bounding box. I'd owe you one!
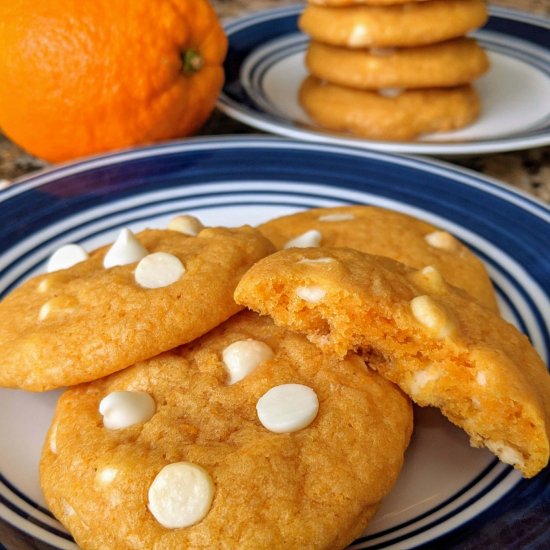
[3,136,549,219]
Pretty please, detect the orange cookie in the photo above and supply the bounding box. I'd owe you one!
[40,311,413,549]
[259,205,498,311]
[299,0,489,48]
[234,248,550,478]
[0,221,274,391]
[305,38,490,89]
[299,76,480,140]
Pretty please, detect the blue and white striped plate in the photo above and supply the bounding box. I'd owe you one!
[0,137,548,549]
[218,5,550,155]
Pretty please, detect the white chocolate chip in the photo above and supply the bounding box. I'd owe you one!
[378,88,404,98]
[485,440,524,468]
[168,215,205,236]
[411,266,447,294]
[410,295,455,338]
[38,295,78,321]
[424,231,460,251]
[222,339,273,385]
[297,257,334,265]
[409,369,440,396]
[63,502,76,517]
[37,278,54,293]
[99,391,156,430]
[49,423,58,454]
[369,47,396,57]
[96,467,118,486]
[283,230,322,249]
[47,244,89,273]
[103,228,148,268]
[148,462,214,529]
[317,213,354,222]
[476,371,487,386]
[134,252,185,289]
[347,23,369,46]
[296,286,326,303]
[38,302,53,321]
[256,384,319,433]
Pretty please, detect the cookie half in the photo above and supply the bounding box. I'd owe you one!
[259,206,498,312]
[40,311,412,550]
[299,0,488,48]
[305,38,490,89]
[299,76,481,141]
[234,248,550,478]
[0,225,274,391]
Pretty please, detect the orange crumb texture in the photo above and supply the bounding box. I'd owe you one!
[234,247,550,478]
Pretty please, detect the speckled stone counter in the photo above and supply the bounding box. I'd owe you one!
[1,0,549,202]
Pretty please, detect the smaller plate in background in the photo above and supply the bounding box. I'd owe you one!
[218,5,550,156]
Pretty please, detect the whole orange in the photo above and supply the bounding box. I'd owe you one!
[0,0,228,163]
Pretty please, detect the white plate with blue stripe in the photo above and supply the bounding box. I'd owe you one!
[218,5,550,155]
[0,137,548,549]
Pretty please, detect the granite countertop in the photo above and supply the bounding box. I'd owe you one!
[0,0,549,203]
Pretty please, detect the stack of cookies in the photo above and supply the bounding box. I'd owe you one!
[1,206,549,550]
[298,0,491,140]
